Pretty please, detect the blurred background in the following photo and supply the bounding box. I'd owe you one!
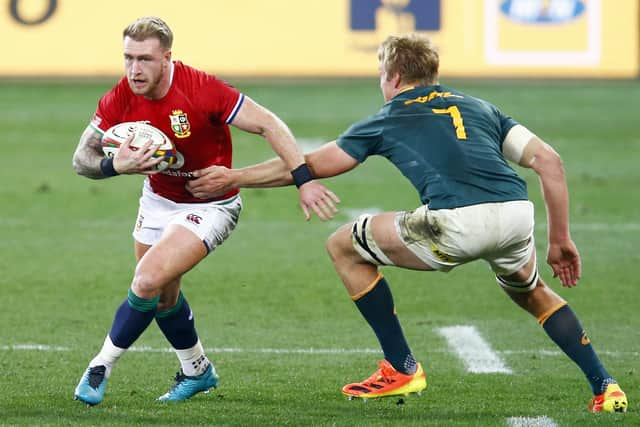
[2,0,638,79]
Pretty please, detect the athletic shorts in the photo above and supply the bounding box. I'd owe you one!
[396,200,535,275]
[133,180,242,253]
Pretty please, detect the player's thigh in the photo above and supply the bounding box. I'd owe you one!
[352,212,433,270]
[135,241,182,308]
[134,240,151,262]
[133,224,208,294]
[133,197,241,294]
[487,201,537,292]
[170,197,242,253]
[499,252,537,284]
[393,205,472,271]
[132,181,242,252]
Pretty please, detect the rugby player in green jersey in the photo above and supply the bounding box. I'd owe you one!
[185,34,627,413]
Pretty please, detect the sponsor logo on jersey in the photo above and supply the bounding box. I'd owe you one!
[186,213,202,225]
[170,109,191,139]
[499,0,585,24]
[404,91,464,105]
[161,168,192,178]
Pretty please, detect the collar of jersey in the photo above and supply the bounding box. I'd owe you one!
[397,86,415,95]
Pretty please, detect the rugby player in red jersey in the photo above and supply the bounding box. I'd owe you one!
[71,16,339,405]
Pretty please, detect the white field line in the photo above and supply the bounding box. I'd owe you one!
[437,325,512,373]
[129,346,381,355]
[0,344,381,354]
[0,344,71,351]
[507,416,558,427]
[1,344,638,358]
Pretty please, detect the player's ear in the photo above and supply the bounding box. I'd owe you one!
[392,72,402,89]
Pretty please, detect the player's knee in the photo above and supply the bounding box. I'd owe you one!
[325,232,344,265]
[156,293,180,311]
[496,266,538,293]
[131,269,164,298]
[326,225,351,263]
[325,234,338,262]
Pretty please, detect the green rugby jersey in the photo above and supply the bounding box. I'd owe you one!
[336,85,528,210]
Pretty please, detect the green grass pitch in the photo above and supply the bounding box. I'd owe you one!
[0,78,638,426]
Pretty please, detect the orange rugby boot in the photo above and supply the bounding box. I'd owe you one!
[588,383,628,413]
[342,359,427,400]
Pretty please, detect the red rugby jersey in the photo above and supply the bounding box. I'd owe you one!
[91,61,243,203]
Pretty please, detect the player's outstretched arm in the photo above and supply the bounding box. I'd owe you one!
[228,97,306,171]
[187,142,357,220]
[189,97,343,220]
[233,96,339,220]
[512,131,582,287]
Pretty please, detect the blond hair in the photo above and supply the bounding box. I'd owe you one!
[378,34,439,86]
[123,16,173,49]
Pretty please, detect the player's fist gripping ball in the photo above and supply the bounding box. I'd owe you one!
[102,122,177,171]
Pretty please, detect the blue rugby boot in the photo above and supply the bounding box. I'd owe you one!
[157,363,218,402]
[74,365,108,406]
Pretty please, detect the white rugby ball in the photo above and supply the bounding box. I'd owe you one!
[101,122,177,171]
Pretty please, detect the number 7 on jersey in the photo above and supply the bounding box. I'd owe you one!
[432,106,467,140]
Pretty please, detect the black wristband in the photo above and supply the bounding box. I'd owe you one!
[291,163,314,188]
[100,157,120,177]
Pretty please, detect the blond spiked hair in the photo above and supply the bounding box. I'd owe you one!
[123,16,173,49]
[378,34,439,86]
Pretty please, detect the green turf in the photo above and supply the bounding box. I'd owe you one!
[0,78,638,426]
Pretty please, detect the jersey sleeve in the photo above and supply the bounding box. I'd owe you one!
[496,108,519,142]
[336,113,385,163]
[193,71,244,124]
[90,79,129,135]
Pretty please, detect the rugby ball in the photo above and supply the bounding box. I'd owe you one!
[101,122,177,171]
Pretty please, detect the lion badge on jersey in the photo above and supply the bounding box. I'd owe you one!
[170,110,191,139]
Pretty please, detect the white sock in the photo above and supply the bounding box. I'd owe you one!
[89,336,126,378]
[175,339,210,377]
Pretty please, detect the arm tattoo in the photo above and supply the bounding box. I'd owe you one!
[72,127,108,179]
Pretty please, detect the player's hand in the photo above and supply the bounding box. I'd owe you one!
[113,135,164,175]
[186,165,236,199]
[298,181,340,221]
[547,239,581,287]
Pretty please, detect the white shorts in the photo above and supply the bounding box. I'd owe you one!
[133,180,243,253]
[352,200,536,286]
[396,201,535,275]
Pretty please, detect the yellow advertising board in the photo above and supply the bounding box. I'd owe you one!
[1,0,637,78]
